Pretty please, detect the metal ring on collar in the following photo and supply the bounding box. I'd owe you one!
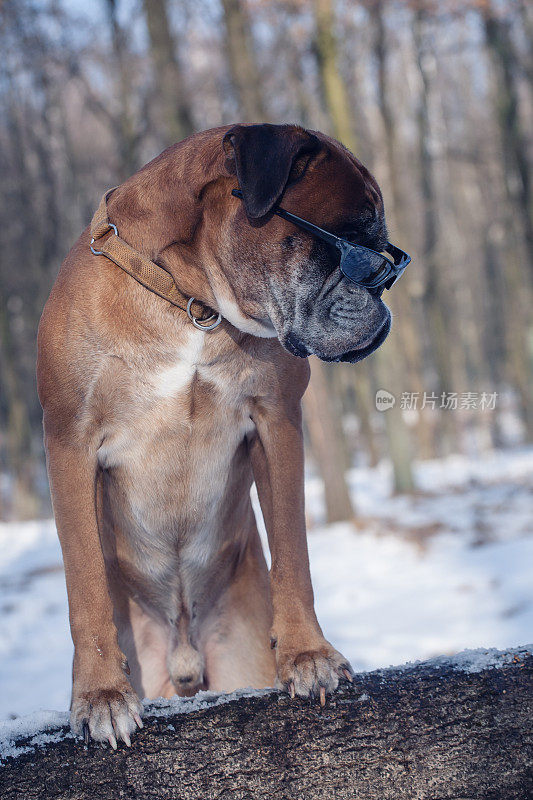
[186,297,222,331]
[90,223,118,256]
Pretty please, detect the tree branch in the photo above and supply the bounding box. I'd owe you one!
[1,646,532,799]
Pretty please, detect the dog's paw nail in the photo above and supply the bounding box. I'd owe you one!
[289,681,295,699]
[319,686,326,707]
[82,721,90,745]
[123,732,131,747]
[108,734,118,750]
[133,714,143,729]
[343,669,353,683]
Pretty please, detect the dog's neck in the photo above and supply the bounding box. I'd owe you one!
[103,140,277,339]
[105,140,222,310]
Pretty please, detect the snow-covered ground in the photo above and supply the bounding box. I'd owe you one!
[0,447,531,721]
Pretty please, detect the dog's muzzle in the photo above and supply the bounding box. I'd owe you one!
[281,276,391,363]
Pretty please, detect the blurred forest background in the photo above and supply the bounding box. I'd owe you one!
[0,0,532,522]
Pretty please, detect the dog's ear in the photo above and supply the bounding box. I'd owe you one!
[223,124,320,219]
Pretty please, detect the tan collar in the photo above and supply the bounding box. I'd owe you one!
[90,190,221,330]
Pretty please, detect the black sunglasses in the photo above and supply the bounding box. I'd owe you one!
[232,189,411,293]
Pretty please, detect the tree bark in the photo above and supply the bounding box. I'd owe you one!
[413,8,458,455]
[2,647,532,799]
[483,2,533,271]
[371,0,431,464]
[106,0,141,178]
[303,358,355,523]
[221,0,266,122]
[368,0,416,488]
[313,0,355,151]
[481,1,533,439]
[142,0,195,145]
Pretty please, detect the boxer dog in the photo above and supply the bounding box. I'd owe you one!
[37,124,397,747]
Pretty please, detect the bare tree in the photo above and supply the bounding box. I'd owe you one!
[482,0,533,269]
[142,0,195,144]
[105,0,141,178]
[303,359,355,523]
[221,0,267,121]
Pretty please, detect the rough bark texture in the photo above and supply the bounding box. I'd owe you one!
[221,0,266,122]
[2,649,532,799]
[142,0,194,145]
[303,358,355,524]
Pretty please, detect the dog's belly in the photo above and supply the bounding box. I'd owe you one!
[95,338,258,626]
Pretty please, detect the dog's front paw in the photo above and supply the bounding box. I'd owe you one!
[71,682,143,748]
[276,642,354,706]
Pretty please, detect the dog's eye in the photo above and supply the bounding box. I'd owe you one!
[341,231,363,246]
[343,230,387,252]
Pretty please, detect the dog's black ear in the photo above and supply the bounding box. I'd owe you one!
[223,124,320,219]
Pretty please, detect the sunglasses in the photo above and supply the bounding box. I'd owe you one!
[232,189,411,293]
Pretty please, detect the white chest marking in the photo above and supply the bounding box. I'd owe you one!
[153,328,206,398]
[215,295,277,338]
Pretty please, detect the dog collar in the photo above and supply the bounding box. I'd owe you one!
[89,190,222,331]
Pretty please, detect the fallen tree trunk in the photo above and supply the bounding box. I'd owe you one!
[1,647,532,800]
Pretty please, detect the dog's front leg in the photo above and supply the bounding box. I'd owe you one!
[45,433,143,746]
[250,399,353,704]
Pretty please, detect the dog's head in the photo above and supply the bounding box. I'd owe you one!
[208,123,392,363]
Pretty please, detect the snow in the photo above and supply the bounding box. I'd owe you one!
[392,643,532,674]
[0,447,531,729]
[0,520,72,719]
[0,710,71,761]
[146,686,273,718]
[309,525,533,671]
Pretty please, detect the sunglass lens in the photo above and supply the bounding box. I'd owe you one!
[340,247,385,285]
[340,248,393,289]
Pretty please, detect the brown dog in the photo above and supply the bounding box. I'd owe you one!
[37,124,391,747]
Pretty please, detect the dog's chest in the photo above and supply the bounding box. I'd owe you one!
[97,327,257,542]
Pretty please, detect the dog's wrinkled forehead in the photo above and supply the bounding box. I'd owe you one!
[223,123,386,249]
[306,139,388,250]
